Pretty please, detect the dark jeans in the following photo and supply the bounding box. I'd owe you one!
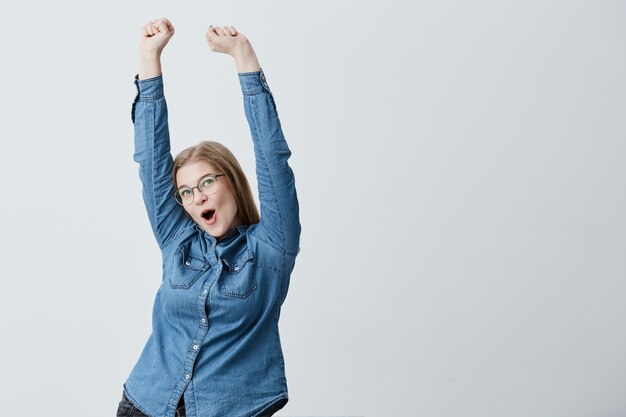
[116,391,286,417]
[116,391,186,417]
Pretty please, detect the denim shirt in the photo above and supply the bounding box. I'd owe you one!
[123,69,300,417]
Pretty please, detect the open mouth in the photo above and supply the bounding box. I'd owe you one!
[201,209,216,224]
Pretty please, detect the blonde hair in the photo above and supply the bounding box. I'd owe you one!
[172,141,260,225]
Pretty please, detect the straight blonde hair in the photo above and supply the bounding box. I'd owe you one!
[172,141,260,226]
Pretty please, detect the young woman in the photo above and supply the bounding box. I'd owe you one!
[116,17,301,417]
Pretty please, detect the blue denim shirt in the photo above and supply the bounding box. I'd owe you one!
[123,69,300,417]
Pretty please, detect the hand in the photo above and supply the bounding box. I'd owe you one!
[140,17,175,56]
[204,25,248,56]
[205,25,260,72]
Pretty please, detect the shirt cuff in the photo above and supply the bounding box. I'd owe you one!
[238,68,272,95]
[133,73,164,99]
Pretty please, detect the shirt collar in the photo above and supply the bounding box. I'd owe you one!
[194,224,248,245]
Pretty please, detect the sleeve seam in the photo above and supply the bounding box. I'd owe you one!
[250,94,287,251]
[149,98,172,250]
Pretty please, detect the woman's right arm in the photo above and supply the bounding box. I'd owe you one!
[132,18,190,250]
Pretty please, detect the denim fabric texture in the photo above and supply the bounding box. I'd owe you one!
[122,69,300,417]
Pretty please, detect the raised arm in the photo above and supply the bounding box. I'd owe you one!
[132,18,190,250]
[205,26,301,255]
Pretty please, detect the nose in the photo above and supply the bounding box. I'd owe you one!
[192,188,207,205]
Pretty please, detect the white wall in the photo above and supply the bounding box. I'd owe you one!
[0,1,624,416]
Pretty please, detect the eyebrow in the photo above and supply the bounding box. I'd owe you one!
[177,172,216,190]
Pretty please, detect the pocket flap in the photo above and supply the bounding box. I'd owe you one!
[222,249,254,274]
[178,245,210,272]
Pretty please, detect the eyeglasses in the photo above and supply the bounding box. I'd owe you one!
[174,174,226,206]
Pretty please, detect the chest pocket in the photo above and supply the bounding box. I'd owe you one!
[168,245,210,289]
[220,249,256,298]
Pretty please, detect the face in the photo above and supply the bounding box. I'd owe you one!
[176,160,241,240]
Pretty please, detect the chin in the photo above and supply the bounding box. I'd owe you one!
[198,222,226,239]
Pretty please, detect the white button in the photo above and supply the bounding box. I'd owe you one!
[234,266,240,271]
[185,374,190,380]
[193,344,198,350]
[185,261,190,266]
[203,290,208,295]
[201,318,206,323]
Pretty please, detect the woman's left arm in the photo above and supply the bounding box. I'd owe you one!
[238,67,301,255]
[206,26,301,255]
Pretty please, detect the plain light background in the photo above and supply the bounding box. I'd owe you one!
[0,1,625,416]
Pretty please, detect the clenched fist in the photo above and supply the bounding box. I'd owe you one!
[205,25,248,56]
[140,17,175,55]
[205,25,260,72]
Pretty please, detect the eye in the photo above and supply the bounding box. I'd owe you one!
[201,177,215,187]
[179,188,192,197]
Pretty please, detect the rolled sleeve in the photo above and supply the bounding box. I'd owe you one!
[132,74,164,124]
[238,68,272,96]
[134,73,164,99]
